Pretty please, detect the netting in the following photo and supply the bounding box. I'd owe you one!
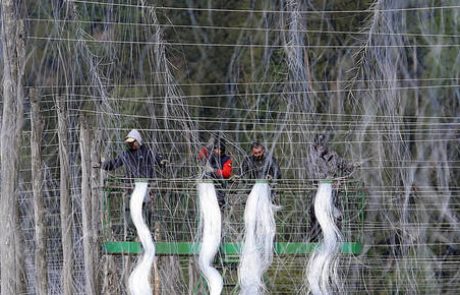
[1,0,459,294]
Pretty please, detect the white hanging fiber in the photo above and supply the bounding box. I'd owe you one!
[238,181,276,295]
[197,181,223,295]
[306,182,343,295]
[128,181,155,295]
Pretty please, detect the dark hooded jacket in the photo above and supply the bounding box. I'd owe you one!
[102,145,163,179]
[309,140,355,179]
[102,130,163,180]
[241,153,281,180]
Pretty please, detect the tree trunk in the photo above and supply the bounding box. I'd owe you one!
[30,88,48,295]
[153,221,161,295]
[56,96,74,295]
[80,117,96,294]
[188,257,194,295]
[0,0,26,293]
[90,128,102,293]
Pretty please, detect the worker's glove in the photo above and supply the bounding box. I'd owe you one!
[266,174,273,181]
[204,164,215,173]
[229,174,241,182]
[160,159,170,166]
[92,161,101,169]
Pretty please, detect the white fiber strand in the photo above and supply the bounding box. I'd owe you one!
[307,182,343,295]
[239,182,276,295]
[128,182,155,295]
[197,182,223,295]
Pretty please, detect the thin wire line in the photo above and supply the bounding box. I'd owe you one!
[25,18,460,38]
[30,84,460,100]
[69,0,460,14]
[24,77,460,88]
[27,36,460,48]
[24,110,460,127]
[35,96,460,120]
[73,109,460,128]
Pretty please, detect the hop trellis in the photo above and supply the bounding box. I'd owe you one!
[0,0,459,294]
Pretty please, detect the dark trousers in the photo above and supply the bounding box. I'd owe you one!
[215,180,227,211]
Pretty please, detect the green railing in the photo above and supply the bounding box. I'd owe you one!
[101,176,366,258]
[102,241,363,255]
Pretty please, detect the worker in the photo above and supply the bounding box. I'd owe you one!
[99,129,168,239]
[240,141,281,181]
[198,138,233,210]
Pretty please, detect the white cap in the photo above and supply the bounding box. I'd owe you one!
[124,129,143,145]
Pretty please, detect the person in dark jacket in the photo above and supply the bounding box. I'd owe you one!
[309,133,355,180]
[240,142,281,206]
[198,139,233,209]
[240,142,281,180]
[102,129,166,180]
[101,129,167,239]
[307,133,358,242]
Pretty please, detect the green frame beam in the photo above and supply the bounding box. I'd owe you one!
[102,241,363,255]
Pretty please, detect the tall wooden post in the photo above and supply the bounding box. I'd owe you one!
[80,118,96,294]
[56,96,74,295]
[30,88,48,295]
[0,0,26,293]
[90,128,102,293]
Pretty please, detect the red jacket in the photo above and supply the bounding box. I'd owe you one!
[198,147,232,179]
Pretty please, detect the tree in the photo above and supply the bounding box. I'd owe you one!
[30,88,49,295]
[0,0,26,293]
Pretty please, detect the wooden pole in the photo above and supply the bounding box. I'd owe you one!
[56,96,74,295]
[80,117,96,294]
[153,221,161,295]
[0,0,26,293]
[30,88,48,295]
[90,128,102,293]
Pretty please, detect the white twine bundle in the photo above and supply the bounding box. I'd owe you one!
[307,182,343,295]
[239,182,276,295]
[128,182,155,295]
[197,181,223,295]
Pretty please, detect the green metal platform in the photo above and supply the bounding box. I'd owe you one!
[102,241,363,255]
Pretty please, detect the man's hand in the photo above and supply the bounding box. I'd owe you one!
[160,159,170,166]
[204,164,215,173]
[229,174,241,182]
[266,174,273,181]
[92,161,101,169]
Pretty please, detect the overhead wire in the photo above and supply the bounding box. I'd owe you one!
[68,0,460,14]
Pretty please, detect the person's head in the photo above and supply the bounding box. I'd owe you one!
[313,133,329,157]
[213,139,226,156]
[250,142,265,160]
[125,129,142,151]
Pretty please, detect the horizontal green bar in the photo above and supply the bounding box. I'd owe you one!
[320,179,333,184]
[102,241,362,255]
[274,242,317,254]
[255,179,269,184]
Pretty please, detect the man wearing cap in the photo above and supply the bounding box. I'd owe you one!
[101,129,168,239]
[102,129,167,180]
